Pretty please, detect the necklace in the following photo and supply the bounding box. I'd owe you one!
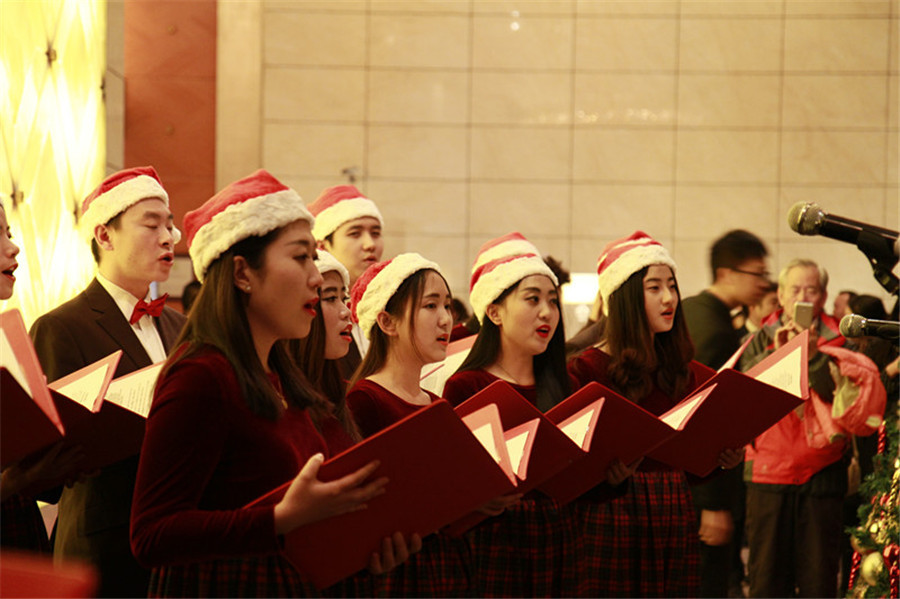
[494,362,524,386]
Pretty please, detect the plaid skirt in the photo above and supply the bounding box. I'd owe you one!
[469,493,581,598]
[322,569,375,598]
[148,554,319,598]
[374,532,476,597]
[575,470,699,598]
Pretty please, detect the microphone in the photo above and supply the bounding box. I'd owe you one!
[839,313,900,340]
[788,202,899,251]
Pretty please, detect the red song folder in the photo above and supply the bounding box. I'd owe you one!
[1,309,66,468]
[444,380,586,533]
[538,382,679,505]
[2,308,163,490]
[646,331,809,476]
[247,399,516,589]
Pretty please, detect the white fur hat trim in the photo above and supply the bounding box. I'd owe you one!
[188,189,312,281]
[355,253,440,340]
[315,250,350,290]
[470,254,558,323]
[312,197,383,241]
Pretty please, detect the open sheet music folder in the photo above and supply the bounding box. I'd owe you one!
[247,399,516,589]
[1,308,163,491]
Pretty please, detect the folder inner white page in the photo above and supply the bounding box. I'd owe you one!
[558,408,595,451]
[53,367,108,411]
[505,430,530,479]
[752,346,803,397]
[470,423,501,463]
[105,363,163,418]
[659,394,704,429]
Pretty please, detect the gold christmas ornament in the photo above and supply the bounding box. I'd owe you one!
[861,551,884,586]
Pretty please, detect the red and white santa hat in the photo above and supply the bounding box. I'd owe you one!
[314,249,350,290]
[183,169,314,282]
[307,185,384,242]
[469,232,557,323]
[349,252,441,339]
[80,166,180,243]
[471,231,547,273]
[596,230,676,315]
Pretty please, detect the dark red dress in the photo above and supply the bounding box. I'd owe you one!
[346,379,477,597]
[568,348,707,597]
[443,369,582,598]
[131,347,328,598]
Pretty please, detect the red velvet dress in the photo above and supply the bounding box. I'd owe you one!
[443,369,582,598]
[346,379,477,597]
[568,348,708,597]
[131,347,329,598]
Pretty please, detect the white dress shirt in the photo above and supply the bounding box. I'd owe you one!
[96,273,168,364]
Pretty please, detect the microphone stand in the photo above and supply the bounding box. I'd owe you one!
[856,229,899,296]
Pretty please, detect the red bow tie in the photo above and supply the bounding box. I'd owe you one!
[130,295,168,325]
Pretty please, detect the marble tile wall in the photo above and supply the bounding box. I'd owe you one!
[218,0,899,320]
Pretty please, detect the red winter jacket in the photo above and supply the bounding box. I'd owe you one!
[741,311,886,486]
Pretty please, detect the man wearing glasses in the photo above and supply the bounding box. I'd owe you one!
[682,229,771,598]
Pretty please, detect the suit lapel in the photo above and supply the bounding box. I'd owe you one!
[84,279,153,371]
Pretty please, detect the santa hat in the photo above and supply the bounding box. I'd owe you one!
[471,232,543,273]
[596,231,676,315]
[80,166,181,243]
[307,185,384,241]
[315,249,350,290]
[350,252,441,339]
[183,169,314,282]
[469,236,558,323]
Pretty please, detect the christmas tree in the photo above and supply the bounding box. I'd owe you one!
[846,404,899,598]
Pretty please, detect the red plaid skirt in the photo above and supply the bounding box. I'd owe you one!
[468,493,581,598]
[148,554,318,598]
[575,470,699,598]
[374,532,476,597]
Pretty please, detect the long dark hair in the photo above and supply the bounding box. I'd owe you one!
[456,280,570,412]
[348,269,446,389]
[604,266,694,402]
[290,302,361,441]
[162,228,323,420]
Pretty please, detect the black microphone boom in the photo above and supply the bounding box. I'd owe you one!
[788,202,898,246]
[788,202,899,295]
[839,314,900,341]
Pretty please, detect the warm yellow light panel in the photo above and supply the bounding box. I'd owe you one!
[0,0,105,327]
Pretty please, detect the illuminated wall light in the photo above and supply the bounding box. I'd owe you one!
[0,0,105,327]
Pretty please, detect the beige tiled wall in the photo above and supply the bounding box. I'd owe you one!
[218,0,899,316]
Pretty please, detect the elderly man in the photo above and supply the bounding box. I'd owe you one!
[738,259,885,598]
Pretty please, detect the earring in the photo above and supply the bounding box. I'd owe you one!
[244,285,251,292]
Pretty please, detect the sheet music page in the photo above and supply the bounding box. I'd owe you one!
[752,345,803,397]
[505,429,530,478]
[659,394,704,429]
[469,423,501,463]
[558,408,595,450]
[104,363,163,418]
[52,367,109,411]
[1,327,32,398]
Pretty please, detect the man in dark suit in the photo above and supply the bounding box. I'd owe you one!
[307,185,385,380]
[30,166,186,598]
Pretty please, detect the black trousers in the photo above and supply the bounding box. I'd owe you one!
[745,486,843,598]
